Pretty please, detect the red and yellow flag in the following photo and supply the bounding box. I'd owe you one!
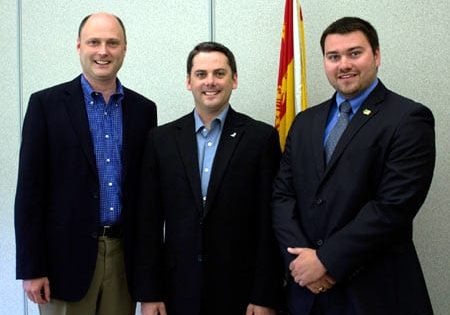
[275,0,308,150]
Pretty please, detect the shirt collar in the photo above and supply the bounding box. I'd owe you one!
[80,74,124,101]
[194,104,230,133]
[335,78,379,113]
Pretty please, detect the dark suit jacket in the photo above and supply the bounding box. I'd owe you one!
[272,81,435,315]
[15,75,157,301]
[134,108,283,315]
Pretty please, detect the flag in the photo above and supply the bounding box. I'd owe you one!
[275,0,308,150]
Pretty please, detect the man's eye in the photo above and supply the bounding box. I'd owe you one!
[87,40,99,46]
[196,72,206,78]
[350,51,362,58]
[327,54,339,62]
[108,41,120,47]
[215,71,226,78]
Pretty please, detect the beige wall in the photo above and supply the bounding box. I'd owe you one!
[1,1,448,314]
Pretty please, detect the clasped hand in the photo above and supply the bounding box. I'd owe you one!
[287,247,336,294]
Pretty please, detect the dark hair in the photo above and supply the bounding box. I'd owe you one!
[186,42,237,75]
[78,13,127,43]
[320,17,379,55]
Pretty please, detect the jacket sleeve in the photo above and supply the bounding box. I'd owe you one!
[132,130,166,302]
[15,92,49,279]
[272,117,312,270]
[250,127,284,308]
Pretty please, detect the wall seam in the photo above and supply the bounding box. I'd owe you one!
[209,0,215,41]
[17,0,24,132]
[17,0,26,312]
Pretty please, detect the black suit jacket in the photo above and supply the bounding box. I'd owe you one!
[272,81,435,315]
[15,75,157,301]
[134,108,283,315]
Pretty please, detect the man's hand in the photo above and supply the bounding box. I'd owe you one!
[287,247,327,286]
[23,277,50,304]
[245,303,276,315]
[306,273,336,294]
[141,302,167,315]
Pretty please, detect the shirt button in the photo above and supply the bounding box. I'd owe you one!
[207,142,212,147]
[89,101,94,105]
[204,168,209,173]
[104,111,108,115]
[316,239,324,246]
[109,207,114,211]
[105,134,110,139]
[108,182,113,187]
[106,158,111,163]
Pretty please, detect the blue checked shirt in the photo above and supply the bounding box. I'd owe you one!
[81,75,123,226]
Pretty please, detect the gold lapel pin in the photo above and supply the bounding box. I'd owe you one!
[362,109,372,116]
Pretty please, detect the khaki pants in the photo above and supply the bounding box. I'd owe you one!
[39,237,135,315]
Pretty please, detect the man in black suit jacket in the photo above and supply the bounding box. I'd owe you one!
[272,17,435,315]
[15,13,157,315]
[133,42,283,315]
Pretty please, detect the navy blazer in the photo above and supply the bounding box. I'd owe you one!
[272,81,435,315]
[134,108,284,315]
[15,75,157,301]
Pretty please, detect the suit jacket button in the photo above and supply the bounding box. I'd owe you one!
[316,239,323,246]
[197,254,203,262]
[93,194,99,199]
[91,232,98,238]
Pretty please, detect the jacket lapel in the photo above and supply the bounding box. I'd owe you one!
[175,114,204,215]
[312,101,332,177]
[121,90,132,182]
[203,108,245,217]
[63,76,97,177]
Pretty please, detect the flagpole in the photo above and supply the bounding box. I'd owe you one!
[297,0,308,110]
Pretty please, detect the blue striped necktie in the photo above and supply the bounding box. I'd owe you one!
[325,101,352,163]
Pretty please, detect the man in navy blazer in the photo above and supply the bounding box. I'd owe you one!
[15,13,156,315]
[133,42,283,315]
[272,17,435,315]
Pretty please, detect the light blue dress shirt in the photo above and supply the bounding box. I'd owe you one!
[194,105,229,205]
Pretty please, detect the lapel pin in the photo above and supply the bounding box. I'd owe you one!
[230,132,237,137]
[362,109,372,116]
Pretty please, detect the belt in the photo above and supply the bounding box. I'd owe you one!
[98,225,123,238]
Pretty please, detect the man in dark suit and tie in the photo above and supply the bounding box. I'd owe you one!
[133,42,283,315]
[15,12,157,315]
[272,17,435,315]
